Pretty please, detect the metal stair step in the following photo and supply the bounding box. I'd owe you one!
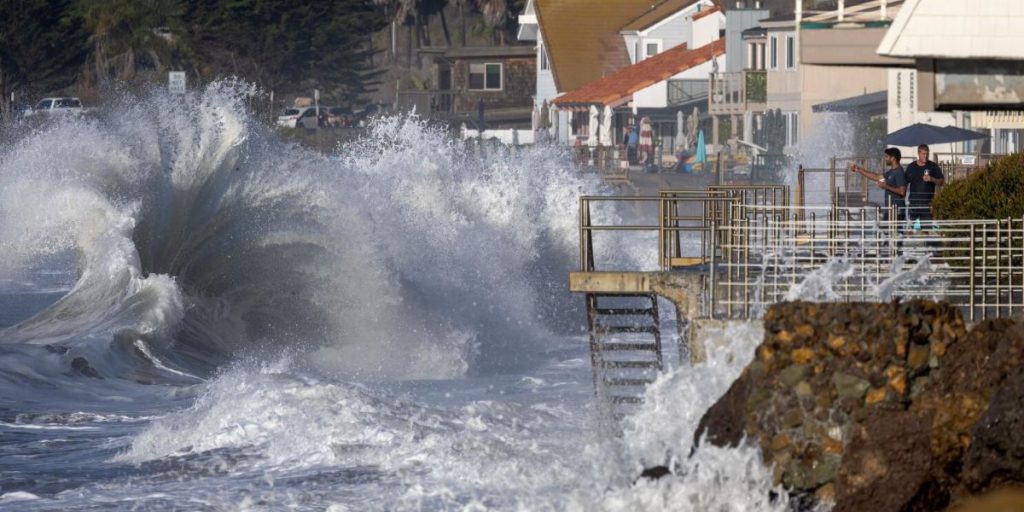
[602,360,660,369]
[597,343,659,351]
[605,378,655,387]
[609,395,643,404]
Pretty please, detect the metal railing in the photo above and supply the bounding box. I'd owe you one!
[578,186,1024,323]
[709,71,767,115]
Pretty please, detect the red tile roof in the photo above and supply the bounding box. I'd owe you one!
[692,5,722,21]
[553,38,725,107]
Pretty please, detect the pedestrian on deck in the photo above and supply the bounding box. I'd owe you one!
[627,123,639,165]
[849,147,907,222]
[904,144,945,222]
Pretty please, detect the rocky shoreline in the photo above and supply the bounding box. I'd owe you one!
[694,300,1024,511]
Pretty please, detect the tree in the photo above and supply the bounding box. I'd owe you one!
[74,0,191,87]
[187,0,388,103]
[0,0,88,120]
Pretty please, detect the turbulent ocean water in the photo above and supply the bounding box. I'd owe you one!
[0,84,790,511]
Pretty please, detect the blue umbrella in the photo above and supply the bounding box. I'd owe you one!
[696,129,706,164]
[885,122,989,146]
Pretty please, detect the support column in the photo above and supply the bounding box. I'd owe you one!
[712,115,720,147]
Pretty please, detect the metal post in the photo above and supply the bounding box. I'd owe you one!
[970,223,976,322]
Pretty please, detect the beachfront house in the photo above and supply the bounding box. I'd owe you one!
[876,0,1024,155]
[518,0,720,144]
[395,45,536,129]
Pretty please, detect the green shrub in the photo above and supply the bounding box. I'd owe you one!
[933,153,1024,220]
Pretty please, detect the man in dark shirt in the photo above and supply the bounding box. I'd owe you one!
[904,144,945,221]
[849,147,907,221]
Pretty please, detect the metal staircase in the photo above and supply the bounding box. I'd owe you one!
[585,293,664,423]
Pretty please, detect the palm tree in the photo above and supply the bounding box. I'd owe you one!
[75,0,185,85]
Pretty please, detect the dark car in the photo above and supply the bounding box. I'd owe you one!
[325,106,353,128]
[354,103,391,126]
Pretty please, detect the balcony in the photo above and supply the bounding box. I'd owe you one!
[708,71,766,116]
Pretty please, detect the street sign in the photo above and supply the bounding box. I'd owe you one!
[168,72,186,94]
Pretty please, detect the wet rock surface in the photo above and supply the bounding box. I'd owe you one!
[695,301,1024,511]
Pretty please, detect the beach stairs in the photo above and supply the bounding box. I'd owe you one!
[585,293,664,424]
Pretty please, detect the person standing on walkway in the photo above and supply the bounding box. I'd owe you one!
[904,144,945,221]
[849,147,907,221]
[627,123,639,165]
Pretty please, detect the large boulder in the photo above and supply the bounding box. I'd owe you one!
[695,301,1024,511]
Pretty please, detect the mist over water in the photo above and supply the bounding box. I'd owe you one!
[0,83,795,510]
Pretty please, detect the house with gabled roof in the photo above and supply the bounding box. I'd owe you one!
[520,0,729,146]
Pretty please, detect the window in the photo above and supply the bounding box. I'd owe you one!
[747,43,756,69]
[646,42,660,58]
[56,98,81,108]
[540,46,549,71]
[571,110,590,137]
[785,35,795,69]
[634,41,641,63]
[469,63,502,91]
[769,36,778,69]
[785,111,799,147]
[35,99,52,110]
[758,43,766,70]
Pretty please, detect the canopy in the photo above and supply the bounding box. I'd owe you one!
[885,122,989,146]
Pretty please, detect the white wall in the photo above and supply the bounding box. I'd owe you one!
[887,68,957,154]
[535,33,559,105]
[632,55,723,109]
[691,12,724,49]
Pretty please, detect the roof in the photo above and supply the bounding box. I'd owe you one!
[443,46,536,59]
[535,0,668,93]
[553,38,726,106]
[692,5,722,21]
[620,0,702,32]
[812,90,888,116]
[877,0,1024,60]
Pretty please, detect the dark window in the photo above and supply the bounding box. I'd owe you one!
[35,100,52,110]
[786,36,795,69]
[283,109,300,116]
[469,63,502,91]
[55,98,81,108]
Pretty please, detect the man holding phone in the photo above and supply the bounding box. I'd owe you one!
[849,147,907,222]
[904,144,945,222]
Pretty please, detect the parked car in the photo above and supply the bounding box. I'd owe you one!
[276,106,319,129]
[354,103,391,127]
[28,97,83,116]
[325,106,353,128]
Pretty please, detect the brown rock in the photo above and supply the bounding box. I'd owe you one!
[908,344,930,371]
[771,433,792,451]
[792,347,815,364]
[865,387,887,405]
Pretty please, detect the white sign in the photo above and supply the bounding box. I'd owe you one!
[313,89,320,101]
[168,72,186,94]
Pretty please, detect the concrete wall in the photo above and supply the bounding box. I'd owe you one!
[646,14,690,55]
[799,64,887,148]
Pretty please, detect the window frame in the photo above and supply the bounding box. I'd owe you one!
[539,45,549,71]
[468,62,504,91]
[785,35,795,69]
[644,39,663,60]
[769,35,778,70]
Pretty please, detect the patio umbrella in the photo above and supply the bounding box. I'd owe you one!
[540,100,550,129]
[885,122,989,146]
[689,107,700,147]
[696,128,707,165]
[587,105,599,147]
[638,116,654,164]
[599,105,613,146]
[531,104,540,132]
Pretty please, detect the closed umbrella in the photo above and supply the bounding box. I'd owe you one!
[531,104,540,132]
[696,128,707,165]
[676,110,685,152]
[885,122,989,146]
[540,100,550,129]
[587,105,599,147]
[599,105,613,146]
[689,107,700,148]
[638,116,654,165]
[549,105,558,139]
